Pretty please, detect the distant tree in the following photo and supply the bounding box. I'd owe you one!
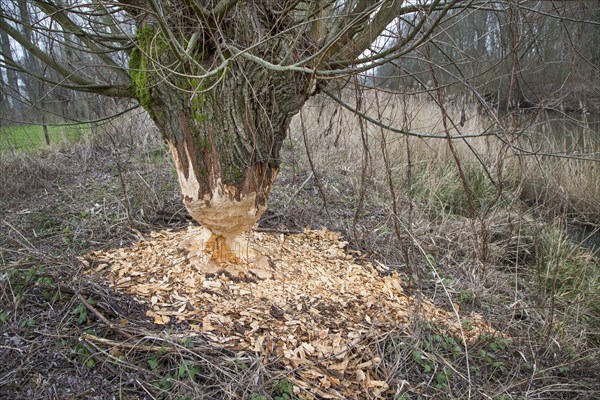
[0,14,21,121]
[375,2,600,113]
[1,0,596,274]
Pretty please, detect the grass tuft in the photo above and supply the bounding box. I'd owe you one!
[533,224,600,346]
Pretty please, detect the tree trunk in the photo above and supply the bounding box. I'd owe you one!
[42,124,50,146]
[17,0,46,123]
[0,16,22,121]
[131,35,310,277]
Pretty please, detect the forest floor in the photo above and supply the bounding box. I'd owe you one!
[1,111,599,399]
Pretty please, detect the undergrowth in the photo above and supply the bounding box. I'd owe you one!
[1,101,599,399]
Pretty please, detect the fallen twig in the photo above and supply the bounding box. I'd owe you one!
[77,293,134,339]
[80,333,166,353]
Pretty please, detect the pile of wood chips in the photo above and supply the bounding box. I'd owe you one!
[86,226,502,399]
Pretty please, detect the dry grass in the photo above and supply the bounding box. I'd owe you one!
[294,92,600,222]
[1,98,600,399]
[278,92,600,397]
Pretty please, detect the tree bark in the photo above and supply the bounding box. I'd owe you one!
[42,124,50,146]
[0,16,22,121]
[131,23,311,275]
[16,0,46,123]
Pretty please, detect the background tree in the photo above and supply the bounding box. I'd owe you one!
[376,1,600,114]
[1,0,597,274]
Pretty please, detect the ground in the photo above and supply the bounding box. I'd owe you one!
[1,110,599,399]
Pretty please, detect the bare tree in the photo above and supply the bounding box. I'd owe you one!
[1,0,596,275]
[376,2,600,114]
[0,16,21,122]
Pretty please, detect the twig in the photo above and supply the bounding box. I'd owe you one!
[284,172,314,207]
[80,333,164,352]
[153,209,192,223]
[135,378,159,400]
[2,219,38,253]
[0,261,36,273]
[254,227,302,234]
[77,293,134,339]
[79,339,120,376]
[299,109,331,217]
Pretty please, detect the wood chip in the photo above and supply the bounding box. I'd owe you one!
[85,225,504,399]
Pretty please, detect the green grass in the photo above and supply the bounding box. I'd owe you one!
[533,224,600,345]
[0,124,90,151]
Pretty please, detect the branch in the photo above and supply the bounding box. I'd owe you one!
[319,83,498,140]
[145,0,208,74]
[330,1,434,67]
[321,0,477,69]
[77,293,134,339]
[182,0,210,19]
[317,0,381,65]
[0,31,132,98]
[335,0,406,61]
[34,0,132,84]
[212,0,240,20]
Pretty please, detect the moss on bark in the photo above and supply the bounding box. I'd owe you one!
[128,13,310,209]
[129,26,156,110]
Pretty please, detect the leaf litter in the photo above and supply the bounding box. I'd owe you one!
[85,226,504,398]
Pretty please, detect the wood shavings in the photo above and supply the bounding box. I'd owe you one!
[85,226,504,399]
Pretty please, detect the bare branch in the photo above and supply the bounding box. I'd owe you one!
[0,16,132,98]
[34,0,131,84]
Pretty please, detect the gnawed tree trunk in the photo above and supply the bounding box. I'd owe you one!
[2,0,423,272]
[130,22,311,278]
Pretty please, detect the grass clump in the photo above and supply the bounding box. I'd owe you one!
[409,164,502,218]
[533,224,600,345]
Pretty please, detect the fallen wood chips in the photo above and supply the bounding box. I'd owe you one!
[86,226,503,399]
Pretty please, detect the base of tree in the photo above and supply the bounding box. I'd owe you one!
[177,227,273,280]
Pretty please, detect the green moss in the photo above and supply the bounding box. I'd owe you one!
[129,25,216,134]
[191,132,210,150]
[129,47,151,109]
[129,25,168,113]
[185,77,213,151]
[223,165,245,183]
[190,91,208,125]
[180,77,202,92]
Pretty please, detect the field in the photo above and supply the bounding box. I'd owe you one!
[0,123,90,151]
[1,98,599,399]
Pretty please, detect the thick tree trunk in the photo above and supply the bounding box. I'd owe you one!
[135,54,309,277]
[127,4,314,277]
